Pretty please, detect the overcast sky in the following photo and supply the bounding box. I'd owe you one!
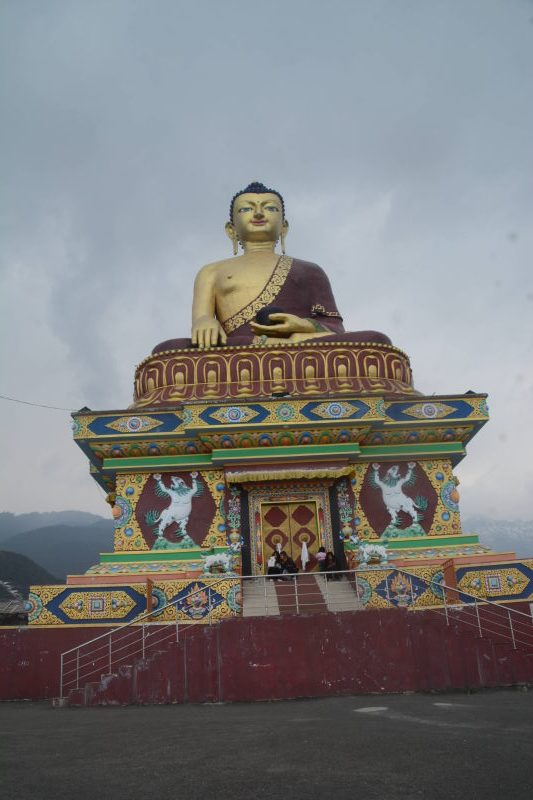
[1,0,532,521]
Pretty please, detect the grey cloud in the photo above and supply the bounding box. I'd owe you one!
[1,0,532,513]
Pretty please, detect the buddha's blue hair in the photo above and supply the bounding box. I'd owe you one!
[229,181,285,222]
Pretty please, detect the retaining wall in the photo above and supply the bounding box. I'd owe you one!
[2,604,533,703]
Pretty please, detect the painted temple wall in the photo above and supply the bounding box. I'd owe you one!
[110,458,462,557]
[26,458,533,625]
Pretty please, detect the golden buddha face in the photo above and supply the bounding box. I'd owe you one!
[225,192,289,246]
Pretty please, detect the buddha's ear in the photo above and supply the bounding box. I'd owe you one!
[225,221,239,255]
[280,218,289,254]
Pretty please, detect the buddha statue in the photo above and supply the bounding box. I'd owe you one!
[153,181,391,354]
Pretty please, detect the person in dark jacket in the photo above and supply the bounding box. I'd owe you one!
[324,550,340,580]
[279,551,298,580]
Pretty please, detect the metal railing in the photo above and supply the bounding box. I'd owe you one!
[243,568,533,654]
[59,568,533,700]
[59,577,232,700]
[241,569,363,616]
[396,569,533,652]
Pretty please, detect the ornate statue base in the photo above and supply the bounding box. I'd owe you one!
[134,338,414,406]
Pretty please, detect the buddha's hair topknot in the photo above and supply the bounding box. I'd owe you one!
[229,181,285,222]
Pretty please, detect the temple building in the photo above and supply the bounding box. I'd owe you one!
[26,182,533,626]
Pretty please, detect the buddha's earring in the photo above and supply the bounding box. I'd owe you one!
[280,230,286,255]
[232,235,238,256]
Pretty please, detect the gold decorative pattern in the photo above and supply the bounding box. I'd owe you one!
[457,567,530,599]
[114,473,150,551]
[105,415,163,434]
[199,469,227,548]
[27,579,240,625]
[209,406,262,425]
[30,606,64,626]
[354,569,393,609]
[423,460,463,537]
[86,560,205,576]
[59,590,139,620]
[72,415,95,439]
[391,543,490,560]
[310,401,356,420]
[347,566,451,609]
[145,578,241,624]
[469,397,490,418]
[189,398,371,428]
[223,256,293,333]
[226,465,355,483]
[351,464,375,539]
[402,402,456,420]
[403,565,448,608]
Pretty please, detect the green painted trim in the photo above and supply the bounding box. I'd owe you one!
[100,547,227,563]
[385,534,480,550]
[360,442,464,457]
[102,442,461,472]
[102,454,214,471]
[211,443,360,463]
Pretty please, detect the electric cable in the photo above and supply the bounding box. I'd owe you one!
[0,393,76,412]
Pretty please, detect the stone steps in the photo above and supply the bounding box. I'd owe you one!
[316,575,364,613]
[242,577,280,617]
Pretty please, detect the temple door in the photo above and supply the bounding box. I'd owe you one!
[261,501,320,572]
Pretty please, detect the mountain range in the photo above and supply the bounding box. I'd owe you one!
[0,510,104,544]
[0,511,114,593]
[1,519,114,580]
[0,551,59,596]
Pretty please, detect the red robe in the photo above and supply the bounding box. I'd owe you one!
[153,256,390,353]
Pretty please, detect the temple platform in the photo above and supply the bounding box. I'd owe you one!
[26,380,533,625]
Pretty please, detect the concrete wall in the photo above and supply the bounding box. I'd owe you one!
[2,605,532,703]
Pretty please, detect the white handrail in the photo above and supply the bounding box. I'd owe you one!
[395,567,532,619]
[60,575,231,659]
[60,576,233,698]
[59,566,533,700]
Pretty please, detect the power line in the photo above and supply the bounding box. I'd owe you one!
[0,393,76,412]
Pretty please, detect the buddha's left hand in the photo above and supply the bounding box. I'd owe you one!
[250,313,316,337]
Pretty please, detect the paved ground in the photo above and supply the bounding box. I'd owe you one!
[1,690,532,800]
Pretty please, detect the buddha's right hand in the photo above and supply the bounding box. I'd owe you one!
[250,313,317,337]
[191,318,228,348]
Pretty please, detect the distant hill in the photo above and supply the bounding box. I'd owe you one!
[2,520,114,580]
[463,516,533,558]
[0,551,60,596]
[0,510,105,545]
